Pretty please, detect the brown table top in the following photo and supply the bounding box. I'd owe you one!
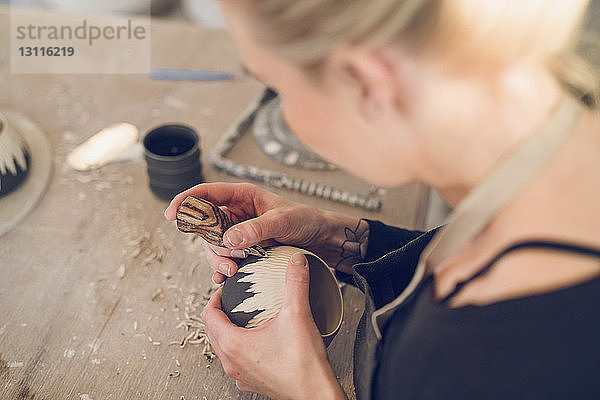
[0,8,429,400]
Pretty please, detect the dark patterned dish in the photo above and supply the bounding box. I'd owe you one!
[0,112,31,197]
[221,245,344,346]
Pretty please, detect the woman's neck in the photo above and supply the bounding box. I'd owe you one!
[434,108,600,307]
[489,108,600,245]
[429,62,564,207]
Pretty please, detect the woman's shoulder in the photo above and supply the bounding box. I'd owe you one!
[441,240,600,309]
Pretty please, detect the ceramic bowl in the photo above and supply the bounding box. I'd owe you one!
[0,112,31,198]
[221,245,343,346]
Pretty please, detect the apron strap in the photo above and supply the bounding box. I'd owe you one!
[440,240,600,304]
[372,96,582,339]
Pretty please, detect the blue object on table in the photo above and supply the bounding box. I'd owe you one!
[149,69,236,81]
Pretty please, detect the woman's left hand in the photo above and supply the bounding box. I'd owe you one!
[201,253,347,400]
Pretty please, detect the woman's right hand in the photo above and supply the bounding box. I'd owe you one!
[164,182,353,283]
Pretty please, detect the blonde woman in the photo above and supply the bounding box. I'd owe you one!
[165,0,600,398]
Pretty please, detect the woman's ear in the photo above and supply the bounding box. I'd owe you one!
[330,46,404,124]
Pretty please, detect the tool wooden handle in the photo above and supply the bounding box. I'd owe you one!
[176,196,234,247]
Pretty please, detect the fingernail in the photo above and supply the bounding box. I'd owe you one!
[291,253,307,266]
[225,228,244,246]
[230,249,246,258]
[220,262,233,277]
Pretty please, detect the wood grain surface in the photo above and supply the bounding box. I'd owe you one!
[177,196,233,247]
[0,7,429,400]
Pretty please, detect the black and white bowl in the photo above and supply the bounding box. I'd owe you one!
[222,245,344,346]
[0,112,31,198]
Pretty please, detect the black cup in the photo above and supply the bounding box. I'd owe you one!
[143,124,204,200]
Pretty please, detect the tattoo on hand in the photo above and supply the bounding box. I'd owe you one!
[335,219,369,270]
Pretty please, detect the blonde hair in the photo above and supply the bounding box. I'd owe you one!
[243,0,600,109]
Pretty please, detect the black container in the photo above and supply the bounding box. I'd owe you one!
[143,124,204,200]
[0,113,31,198]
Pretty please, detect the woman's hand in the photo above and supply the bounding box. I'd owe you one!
[164,182,366,283]
[201,252,346,399]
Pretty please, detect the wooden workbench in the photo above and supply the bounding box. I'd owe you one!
[0,9,429,400]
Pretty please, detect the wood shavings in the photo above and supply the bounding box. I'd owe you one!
[151,288,163,302]
[170,285,218,361]
[189,262,201,277]
[117,264,125,279]
[163,96,187,110]
[130,247,142,258]
[8,361,24,368]
[174,321,186,330]
[63,348,75,358]
[127,234,148,247]
[125,230,166,266]
[75,174,95,184]
[94,181,112,191]
[143,249,159,265]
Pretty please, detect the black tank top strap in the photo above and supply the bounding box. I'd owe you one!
[440,240,600,304]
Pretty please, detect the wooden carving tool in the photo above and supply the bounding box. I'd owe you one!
[176,196,267,257]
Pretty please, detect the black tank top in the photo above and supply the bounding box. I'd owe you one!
[373,240,600,400]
